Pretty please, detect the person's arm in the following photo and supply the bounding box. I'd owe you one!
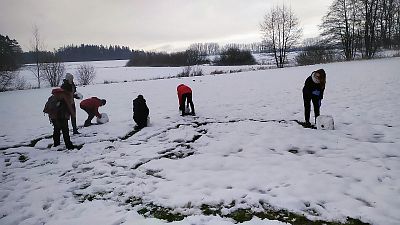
[303,77,312,96]
[320,88,324,99]
[178,92,182,107]
[95,107,101,118]
[94,98,102,117]
[63,95,75,118]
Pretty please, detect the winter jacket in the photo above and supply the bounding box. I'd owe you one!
[61,79,79,102]
[80,97,103,117]
[177,84,192,105]
[302,75,324,99]
[133,96,149,120]
[51,88,75,120]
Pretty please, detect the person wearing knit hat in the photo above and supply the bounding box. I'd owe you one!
[302,69,326,127]
[61,73,81,134]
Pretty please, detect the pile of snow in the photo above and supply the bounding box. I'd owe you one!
[96,113,109,124]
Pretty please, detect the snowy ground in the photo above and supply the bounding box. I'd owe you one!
[1,57,400,225]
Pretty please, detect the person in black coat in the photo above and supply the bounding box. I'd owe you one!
[61,73,81,134]
[132,95,149,129]
[302,69,326,127]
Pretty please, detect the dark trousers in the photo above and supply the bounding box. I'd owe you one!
[81,107,95,127]
[180,93,195,115]
[303,93,320,123]
[71,104,78,131]
[52,118,73,148]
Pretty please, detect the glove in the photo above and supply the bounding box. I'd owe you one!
[312,90,320,96]
[74,92,83,100]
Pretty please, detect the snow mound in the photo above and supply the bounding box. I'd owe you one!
[316,115,334,130]
[97,113,109,124]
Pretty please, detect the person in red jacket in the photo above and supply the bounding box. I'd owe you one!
[80,97,106,127]
[177,84,195,116]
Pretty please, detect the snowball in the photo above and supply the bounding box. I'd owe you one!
[97,113,109,124]
[316,115,334,130]
[185,106,191,114]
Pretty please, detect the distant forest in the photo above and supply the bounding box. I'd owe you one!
[22,44,134,63]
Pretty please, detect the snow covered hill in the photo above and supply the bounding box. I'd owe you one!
[1,58,399,225]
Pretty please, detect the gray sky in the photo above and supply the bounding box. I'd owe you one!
[0,0,333,52]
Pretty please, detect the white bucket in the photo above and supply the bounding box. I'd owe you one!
[316,115,334,130]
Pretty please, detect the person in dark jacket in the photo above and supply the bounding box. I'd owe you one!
[61,73,80,134]
[50,88,76,149]
[132,95,149,129]
[80,97,106,127]
[177,84,195,116]
[302,69,326,127]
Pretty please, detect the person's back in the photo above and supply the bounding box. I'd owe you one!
[177,84,195,116]
[51,88,73,120]
[133,95,149,128]
[46,88,75,149]
[80,97,106,127]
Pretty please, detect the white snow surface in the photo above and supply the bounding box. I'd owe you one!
[1,57,400,225]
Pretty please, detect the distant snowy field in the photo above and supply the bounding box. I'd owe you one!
[17,53,297,87]
[1,57,400,225]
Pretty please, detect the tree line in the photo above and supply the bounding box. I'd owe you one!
[188,42,269,56]
[22,44,134,64]
[321,0,400,60]
[259,0,400,68]
[126,48,256,67]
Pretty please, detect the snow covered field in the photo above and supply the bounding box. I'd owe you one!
[1,57,400,225]
[17,53,295,88]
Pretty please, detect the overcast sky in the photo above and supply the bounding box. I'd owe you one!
[0,0,333,52]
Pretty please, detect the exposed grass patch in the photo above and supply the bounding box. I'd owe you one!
[18,154,28,163]
[74,191,108,203]
[138,203,185,222]
[122,197,370,224]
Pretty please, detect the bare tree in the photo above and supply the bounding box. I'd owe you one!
[362,0,380,58]
[321,0,361,60]
[40,56,65,87]
[30,25,44,88]
[260,5,302,68]
[76,64,96,85]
